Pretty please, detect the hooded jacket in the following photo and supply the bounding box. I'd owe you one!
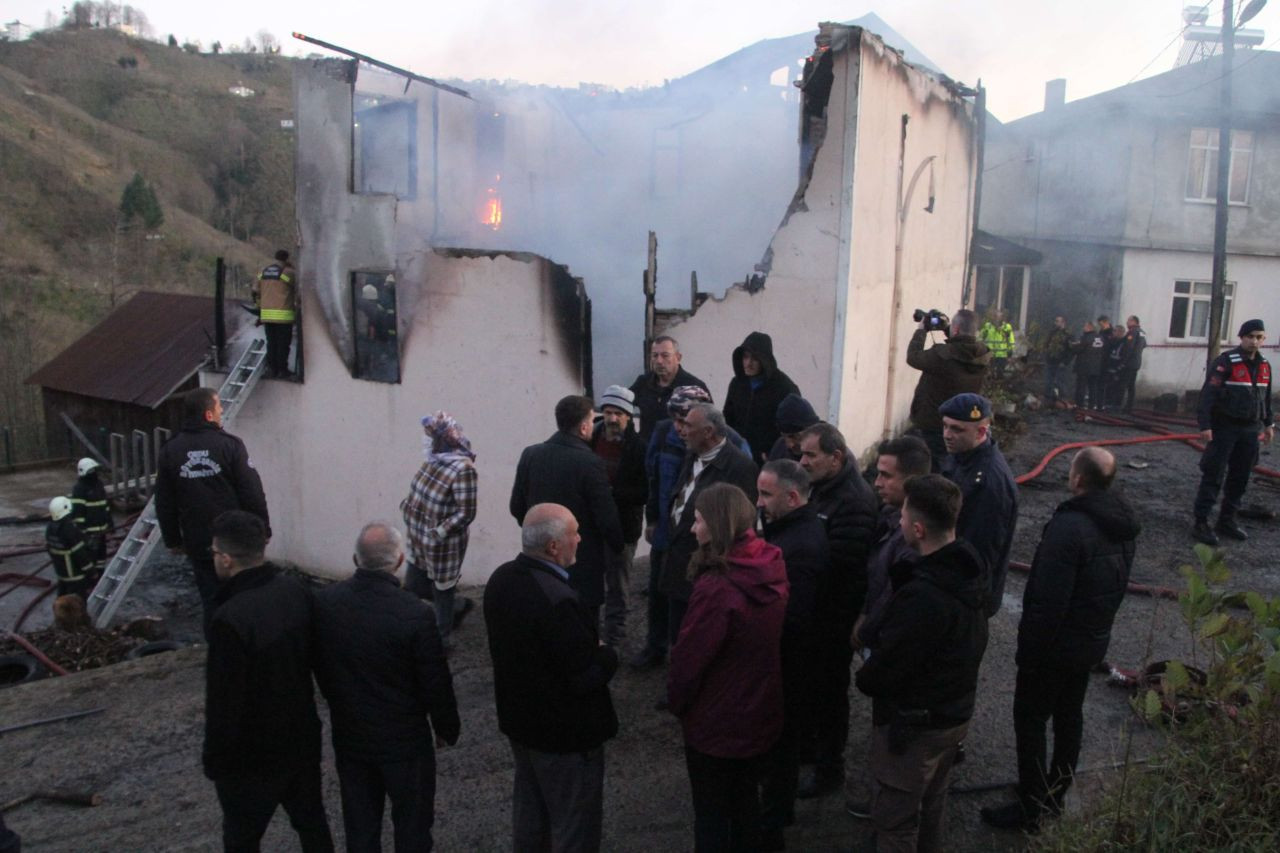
[1017,489,1140,671]
[855,539,989,727]
[723,332,801,462]
[906,330,991,432]
[667,531,789,758]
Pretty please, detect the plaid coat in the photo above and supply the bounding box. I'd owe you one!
[400,457,478,585]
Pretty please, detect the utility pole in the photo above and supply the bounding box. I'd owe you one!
[1206,0,1234,368]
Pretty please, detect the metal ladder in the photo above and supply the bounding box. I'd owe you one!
[87,338,269,628]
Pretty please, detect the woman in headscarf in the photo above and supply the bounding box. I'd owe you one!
[400,411,477,649]
[667,483,789,851]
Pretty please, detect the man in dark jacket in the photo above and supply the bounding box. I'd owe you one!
[906,308,990,468]
[484,503,619,852]
[70,457,112,572]
[511,395,624,620]
[156,387,271,637]
[856,475,989,852]
[757,459,829,842]
[1042,316,1074,404]
[767,393,822,462]
[630,335,709,444]
[1071,320,1105,409]
[203,511,333,853]
[796,422,877,798]
[632,388,751,669]
[1109,316,1147,412]
[661,404,759,639]
[1192,319,1274,545]
[312,523,460,852]
[591,385,648,648]
[940,393,1019,617]
[982,448,1139,831]
[724,331,801,464]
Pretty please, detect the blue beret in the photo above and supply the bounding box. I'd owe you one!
[938,393,992,422]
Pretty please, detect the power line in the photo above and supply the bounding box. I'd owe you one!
[1126,1,1215,84]
[1155,32,1280,98]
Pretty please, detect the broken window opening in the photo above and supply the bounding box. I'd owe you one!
[350,271,401,383]
[974,265,1029,330]
[477,111,506,230]
[353,96,418,199]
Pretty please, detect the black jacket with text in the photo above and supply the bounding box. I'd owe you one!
[1017,489,1140,671]
[312,569,461,762]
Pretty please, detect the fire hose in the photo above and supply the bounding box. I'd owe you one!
[1074,408,1280,479]
[1,629,69,677]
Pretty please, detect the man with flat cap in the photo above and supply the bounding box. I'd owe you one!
[939,393,1018,616]
[1192,319,1274,546]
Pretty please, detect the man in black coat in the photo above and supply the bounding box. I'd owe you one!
[757,459,829,843]
[856,476,989,852]
[767,393,822,462]
[312,523,460,853]
[156,387,271,636]
[484,503,619,852]
[511,395,624,619]
[723,331,801,464]
[630,335,710,444]
[203,511,333,853]
[591,385,648,648]
[659,403,759,637]
[939,393,1019,617]
[1071,320,1105,409]
[796,422,877,798]
[982,448,1139,831]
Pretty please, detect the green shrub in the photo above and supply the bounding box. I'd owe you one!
[1031,546,1280,851]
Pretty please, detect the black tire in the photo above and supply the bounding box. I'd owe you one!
[0,653,49,688]
[125,640,182,660]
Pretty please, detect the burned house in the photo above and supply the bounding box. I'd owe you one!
[652,23,982,457]
[981,51,1280,395]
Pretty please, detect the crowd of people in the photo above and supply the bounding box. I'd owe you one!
[34,309,1274,853]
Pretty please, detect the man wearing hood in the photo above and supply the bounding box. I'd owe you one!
[906,309,990,468]
[939,393,1019,617]
[767,394,821,462]
[156,387,271,637]
[723,331,801,464]
[796,423,877,799]
[982,448,1139,831]
[857,474,988,852]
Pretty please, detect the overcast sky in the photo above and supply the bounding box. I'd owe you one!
[8,1,1279,121]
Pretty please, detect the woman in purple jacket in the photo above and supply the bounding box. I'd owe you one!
[668,483,790,852]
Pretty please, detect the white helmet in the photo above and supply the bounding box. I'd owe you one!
[49,496,73,521]
[77,457,101,477]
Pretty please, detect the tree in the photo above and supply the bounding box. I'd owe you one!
[256,29,277,54]
[167,34,177,47]
[212,40,222,55]
[119,173,163,230]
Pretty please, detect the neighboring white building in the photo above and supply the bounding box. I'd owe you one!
[653,24,981,457]
[981,52,1280,397]
[4,20,34,41]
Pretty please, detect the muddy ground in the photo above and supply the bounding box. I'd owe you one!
[1,407,1276,851]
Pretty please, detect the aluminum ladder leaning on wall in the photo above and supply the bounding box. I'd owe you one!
[86,337,268,628]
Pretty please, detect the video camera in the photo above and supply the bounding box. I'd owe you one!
[913,308,950,336]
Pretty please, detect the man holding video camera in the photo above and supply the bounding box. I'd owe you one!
[906,309,991,468]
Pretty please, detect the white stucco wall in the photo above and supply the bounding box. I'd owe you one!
[661,29,977,460]
[222,253,584,583]
[1120,248,1280,395]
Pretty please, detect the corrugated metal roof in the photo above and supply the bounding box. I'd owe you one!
[25,291,243,409]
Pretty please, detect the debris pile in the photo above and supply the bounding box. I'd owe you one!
[0,617,167,673]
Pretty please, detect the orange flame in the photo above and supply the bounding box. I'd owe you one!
[481,173,502,230]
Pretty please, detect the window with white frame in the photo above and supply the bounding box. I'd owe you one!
[1185,128,1252,204]
[973,265,1028,329]
[1168,280,1234,341]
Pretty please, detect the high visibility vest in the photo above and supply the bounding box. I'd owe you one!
[257,262,296,323]
[981,322,1015,359]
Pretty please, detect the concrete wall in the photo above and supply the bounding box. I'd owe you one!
[663,28,977,459]
[225,252,585,582]
[1119,248,1280,395]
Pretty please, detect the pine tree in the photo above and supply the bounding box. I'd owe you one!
[119,173,164,230]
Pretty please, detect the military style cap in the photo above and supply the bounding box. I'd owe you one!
[1239,319,1265,337]
[938,392,992,422]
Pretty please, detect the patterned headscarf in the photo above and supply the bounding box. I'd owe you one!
[667,385,713,418]
[421,411,475,462]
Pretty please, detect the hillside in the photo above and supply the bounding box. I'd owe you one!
[0,27,297,444]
